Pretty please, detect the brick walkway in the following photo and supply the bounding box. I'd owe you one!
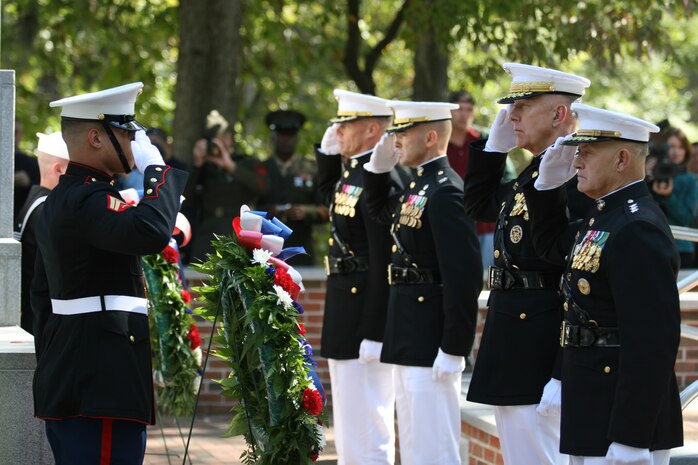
[143,415,337,465]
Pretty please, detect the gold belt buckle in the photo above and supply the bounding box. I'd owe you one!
[560,320,567,347]
[387,263,393,285]
[323,256,331,276]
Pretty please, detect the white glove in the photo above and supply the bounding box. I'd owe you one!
[605,442,651,465]
[536,378,562,417]
[432,348,465,381]
[131,130,165,172]
[364,133,398,174]
[319,124,341,155]
[535,135,578,190]
[358,339,382,364]
[484,106,517,153]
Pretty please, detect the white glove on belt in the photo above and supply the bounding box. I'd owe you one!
[432,348,465,380]
[358,339,382,364]
[605,442,651,465]
[536,378,561,416]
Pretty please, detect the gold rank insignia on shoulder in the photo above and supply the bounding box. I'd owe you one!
[106,194,132,213]
[333,183,363,217]
[398,194,428,229]
[571,230,609,273]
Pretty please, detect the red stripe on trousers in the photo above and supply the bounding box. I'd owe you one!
[100,419,113,465]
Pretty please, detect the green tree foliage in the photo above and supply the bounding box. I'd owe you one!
[2,0,178,151]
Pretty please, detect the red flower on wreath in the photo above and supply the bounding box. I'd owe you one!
[181,289,192,303]
[186,324,201,350]
[303,388,323,416]
[162,245,179,264]
[296,323,306,336]
[274,267,301,301]
[308,451,319,462]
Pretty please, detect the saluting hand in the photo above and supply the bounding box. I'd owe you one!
[319,124,341,155]
[484,105,517,153]
[364,133,398,174]
[131,130,165,173]
[535,134,577,190]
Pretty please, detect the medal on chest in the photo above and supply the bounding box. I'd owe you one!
[399,193,428,229]
[509,192,529,220]
[334,184,363,217]
[571,230,609,273]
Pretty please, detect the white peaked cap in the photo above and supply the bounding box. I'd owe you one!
[330,89,392,123]
[35,132,69,160]
[563,103,660,145]
[385,100,459,132]
[49,82,145,131]
[498,63,591,104]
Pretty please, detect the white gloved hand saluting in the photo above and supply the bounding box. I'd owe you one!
[605,442,651,465]
[358,339,383,364]
[319,124,341,155]
[536,378,562,417]
[535,135,578,190]
[484,106,517,154]
[131,130,165,173]
[364,133,398,174]
[432,348,466,381]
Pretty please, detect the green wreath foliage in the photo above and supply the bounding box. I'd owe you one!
[143,246,201,417]
[195,234,326,465]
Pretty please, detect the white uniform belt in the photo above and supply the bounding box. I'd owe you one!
[51,296,148,315]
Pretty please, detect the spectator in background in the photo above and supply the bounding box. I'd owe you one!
[184,111,269,262]
[14,132,69,334]
[258,110,328,267]
[14,118,40,222]
[650,126,698,268]
[447,90,498,271]
[146,127,188,171]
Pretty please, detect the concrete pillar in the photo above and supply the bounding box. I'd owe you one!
[0,70,53,464]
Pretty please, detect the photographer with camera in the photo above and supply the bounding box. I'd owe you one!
[185,110,270,262]
[648,126,698,268]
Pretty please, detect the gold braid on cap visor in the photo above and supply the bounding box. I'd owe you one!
[509,81,556,93]
[576,129,622,138]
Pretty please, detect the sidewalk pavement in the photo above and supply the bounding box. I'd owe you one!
[143,415,337,465]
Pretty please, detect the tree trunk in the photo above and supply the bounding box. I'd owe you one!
[411,23,448,101]
[173,0,243,164]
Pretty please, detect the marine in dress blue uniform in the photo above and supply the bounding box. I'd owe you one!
[317,89,398,465]
[523,104,682,465]
[363,100,482,465]
[14,132,69,335]
[31,83,189,465]
[463,63,591,465]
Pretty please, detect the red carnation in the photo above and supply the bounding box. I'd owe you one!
[181,289,192,303]
[162,245,179,264]
[274,267,301,301]
[296,323,306,335]
[308,451,319,462]
[302,388,323,416]
[186,324,201,350]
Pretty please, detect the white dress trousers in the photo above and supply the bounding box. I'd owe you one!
[394,365,462,465]
[328,358,396,465]
[493,404,568,465]
[569,449,671,465]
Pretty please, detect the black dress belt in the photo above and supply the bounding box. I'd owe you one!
[560,321,620,348]
[488,266,559,290]
[388,264,441,285]
[324,255,369,276]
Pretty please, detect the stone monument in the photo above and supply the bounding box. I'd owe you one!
[0,70,53,464]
